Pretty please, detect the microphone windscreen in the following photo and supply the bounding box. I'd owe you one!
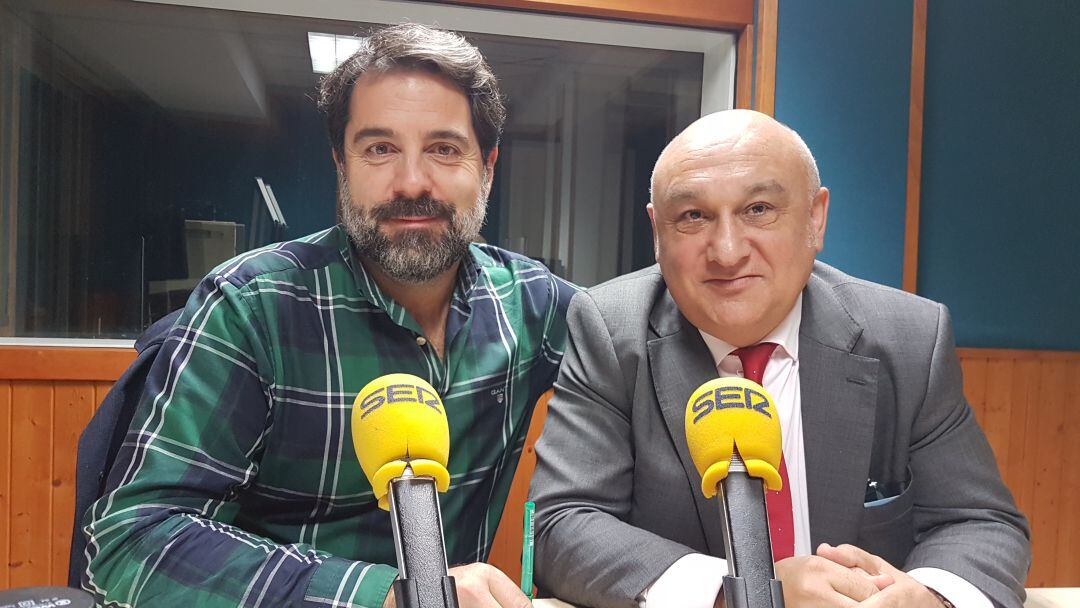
[684,377,782,498]
[351,373,451,510]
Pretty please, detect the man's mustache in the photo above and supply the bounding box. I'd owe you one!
[369,196,455,222]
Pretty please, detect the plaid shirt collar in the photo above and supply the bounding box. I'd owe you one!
[336,224,490,345]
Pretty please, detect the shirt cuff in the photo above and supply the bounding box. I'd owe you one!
[639,553,726,608]
[305,556,398,608]
[908,567,992,608]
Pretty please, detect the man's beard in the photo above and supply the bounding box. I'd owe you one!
[338,175,488,284]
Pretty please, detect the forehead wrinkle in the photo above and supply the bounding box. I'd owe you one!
[654,139,732,203]
[652,110,819,210]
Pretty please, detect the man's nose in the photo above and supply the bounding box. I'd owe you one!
[391,154,433,200]
[706,218,751,268]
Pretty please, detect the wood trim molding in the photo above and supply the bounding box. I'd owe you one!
[752,0,778,116]
[736,24,754,109]
[0,346,135,381]
[957,348,1080,361]
[902,0,928,293]
[439,0,754,29]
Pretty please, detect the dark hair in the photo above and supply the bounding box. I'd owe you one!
[317,23,506,159]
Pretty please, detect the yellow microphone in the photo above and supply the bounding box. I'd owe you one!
[684,377,785,608]
[351,373,451,510]
[684,376,783,498]
[351,373,459,608]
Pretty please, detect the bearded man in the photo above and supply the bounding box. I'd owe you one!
[83,23,574,608]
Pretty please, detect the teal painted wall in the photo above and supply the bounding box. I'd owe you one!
[774,0,913,290]
[774,1,1079,350]
[918,1,1080,350]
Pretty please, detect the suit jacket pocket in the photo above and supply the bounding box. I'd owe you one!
[855,470,915,568]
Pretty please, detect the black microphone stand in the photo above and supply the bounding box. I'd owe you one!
[716,451,785,608]
[387,465,460,608]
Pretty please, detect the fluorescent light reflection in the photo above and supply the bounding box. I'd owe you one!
[308,32,365,74]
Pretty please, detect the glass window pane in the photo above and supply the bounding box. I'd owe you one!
[0,0,722,339]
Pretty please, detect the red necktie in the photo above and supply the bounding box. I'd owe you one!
[732,342,795,561]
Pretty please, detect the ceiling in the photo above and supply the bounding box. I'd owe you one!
[10,0,700,125]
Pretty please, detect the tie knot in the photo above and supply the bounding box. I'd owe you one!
[732,342,777,385]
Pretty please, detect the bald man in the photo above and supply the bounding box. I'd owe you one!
[529,110,1030,608]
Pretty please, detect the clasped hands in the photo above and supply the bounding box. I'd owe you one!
[771,543,945,608]
[377,546,946,608]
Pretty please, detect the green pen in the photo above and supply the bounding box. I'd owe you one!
[520,501,536,600]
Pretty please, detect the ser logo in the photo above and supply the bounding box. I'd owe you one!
[691,386,772,423]
[357,383,442,419]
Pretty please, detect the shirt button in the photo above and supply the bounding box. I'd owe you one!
[416,336,427,346]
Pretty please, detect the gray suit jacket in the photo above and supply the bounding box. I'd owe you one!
[530,262,1030,608]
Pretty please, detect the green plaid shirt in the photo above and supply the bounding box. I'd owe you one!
[83,225,575,607]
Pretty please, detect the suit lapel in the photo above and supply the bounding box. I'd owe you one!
[645,267,882,553]
[647,289,728,556]
[799,271,880,547]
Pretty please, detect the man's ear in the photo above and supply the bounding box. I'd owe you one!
[332,148,344,173]
[647,203,659,260]
[810,187,829,252]
[483,147,499,189]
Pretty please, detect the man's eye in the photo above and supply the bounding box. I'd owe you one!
[434,144,459,157]
[682,210,704,221]
[368,143,392,155]
[747,203,771,215]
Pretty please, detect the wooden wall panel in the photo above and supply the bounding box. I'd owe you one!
[51,383,96,585]
[486,390,551,581]
[1008,360,1040,510]
[442,0,754,29]
[1031,361,1066,588]
[93,382,113,409]
[9,382,53,587]
[983,359,1013,465]
[902,0,927,293]
[735,24,754,110]
[753,0,778,116]
[0,377,109,589]
[963,357,988,421]
[0,347,134,382]
[1056,367,1080,583]
[1,382,10,590]
[959,352,1080,588]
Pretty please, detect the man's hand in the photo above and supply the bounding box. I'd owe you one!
[774,551,893,607]
[816,543,946,608]
[382,562,530,608]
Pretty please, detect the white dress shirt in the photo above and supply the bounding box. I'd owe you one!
[641,295,991,608]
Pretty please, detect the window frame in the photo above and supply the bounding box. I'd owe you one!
[0,0,736,346]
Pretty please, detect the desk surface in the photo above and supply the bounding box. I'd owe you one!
[534,588,1080,608]
[1024,588,1080,608]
